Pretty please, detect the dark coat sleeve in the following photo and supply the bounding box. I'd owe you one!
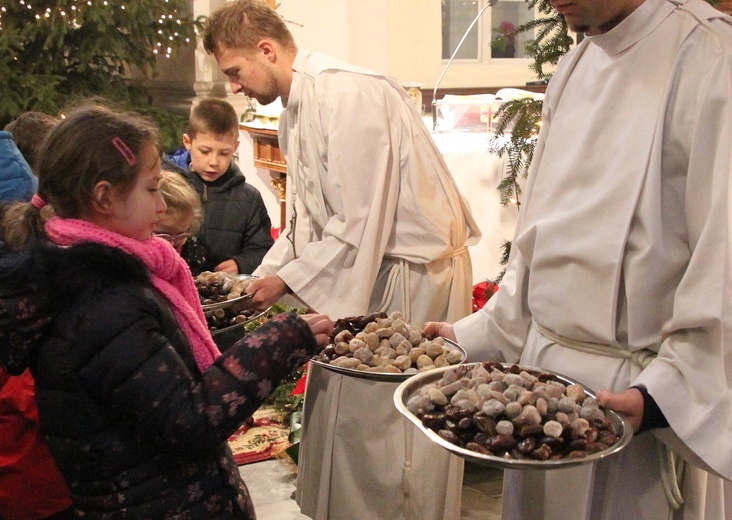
[67,289,316,455]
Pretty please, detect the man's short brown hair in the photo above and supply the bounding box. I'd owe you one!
[187,98,239,140]
[202,0,295,54]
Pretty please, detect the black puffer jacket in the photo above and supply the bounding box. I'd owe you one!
[163,152,274,274]
[0,240,318,518]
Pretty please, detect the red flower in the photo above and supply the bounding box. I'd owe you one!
[472,281,499,312]
[291,367,308,396]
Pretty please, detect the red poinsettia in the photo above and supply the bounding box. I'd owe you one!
[472,280,499,312]
[291,367,308,396]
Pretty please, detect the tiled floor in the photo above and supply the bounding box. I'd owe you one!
[239,458,502,519]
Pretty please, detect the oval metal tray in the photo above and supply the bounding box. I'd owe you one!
[200,274,256,312]
[393,362,633,470]
[208,305,272,336]
[310,338,467,383]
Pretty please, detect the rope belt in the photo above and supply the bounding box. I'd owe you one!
[533,322,685,510]
[437,245,469,261]
[533,322,657,370]
[376,259,411,324]
[377,246,468,323]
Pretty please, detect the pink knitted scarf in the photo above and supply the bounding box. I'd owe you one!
[45,217,221,372]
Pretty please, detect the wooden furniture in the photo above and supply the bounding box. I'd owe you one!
[717,1,732,14]
[240,124,288,232]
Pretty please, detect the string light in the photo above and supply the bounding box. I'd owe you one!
[0,0,195,59]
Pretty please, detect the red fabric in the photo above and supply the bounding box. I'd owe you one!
[0,369,72,520]
[472,280,499,312]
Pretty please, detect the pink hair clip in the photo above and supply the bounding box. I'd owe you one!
[30,194,47,209]
[111,136,137,167]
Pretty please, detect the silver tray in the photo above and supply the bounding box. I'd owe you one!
[394,362,633,470]
[208,305,272,336]
[200,275,256,312]
[310,338,467,383]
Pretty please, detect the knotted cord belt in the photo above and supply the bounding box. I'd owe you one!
[534,322,685,510]
[376,246,469,325]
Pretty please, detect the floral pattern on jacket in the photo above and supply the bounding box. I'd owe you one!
[0,239,319,518]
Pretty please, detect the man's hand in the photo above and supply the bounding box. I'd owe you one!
[246,274,289,310]
[422,321,456,341]
[300,313,334,347]
[595,387,644,433]
[214,259,239,275]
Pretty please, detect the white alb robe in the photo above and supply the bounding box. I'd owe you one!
[455,0,732,518]
[254,51,480,520]
[255,50,480,325]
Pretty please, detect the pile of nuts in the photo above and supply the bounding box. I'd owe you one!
[195,271,253,306]
[205,306,258,332]
[406,362,620,461]
[194,271,257,332]
[313,311,464,374]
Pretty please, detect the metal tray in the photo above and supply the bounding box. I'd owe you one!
[200,275,256,312]
[394,362,633,470]
[208,306,272,336]
[310,338,467,383]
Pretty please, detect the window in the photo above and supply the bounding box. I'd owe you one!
[441,0,536,61]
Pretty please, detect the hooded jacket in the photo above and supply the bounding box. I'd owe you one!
[0,238,317,518]
[163,150,273,274]
[0,131,37,203]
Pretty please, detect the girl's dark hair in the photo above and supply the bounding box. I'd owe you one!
[0,104,159,250]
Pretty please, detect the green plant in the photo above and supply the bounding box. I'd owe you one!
[0,0,202,150]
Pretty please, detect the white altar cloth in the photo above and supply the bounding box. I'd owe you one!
[430,128,520,283]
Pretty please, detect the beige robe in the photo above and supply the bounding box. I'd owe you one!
[253,51,480,519]
[255,50,479,325]
[455,0,732,518]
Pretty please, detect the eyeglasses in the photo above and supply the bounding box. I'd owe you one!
[153,231,191,246]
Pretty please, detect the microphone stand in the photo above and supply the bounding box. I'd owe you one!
[432,0,497,132]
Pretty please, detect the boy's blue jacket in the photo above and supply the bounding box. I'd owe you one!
[0,131,37,203]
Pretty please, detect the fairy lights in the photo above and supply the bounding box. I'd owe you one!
[0,0,194,57]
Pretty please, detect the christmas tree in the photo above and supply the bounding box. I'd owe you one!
[0,0,200,148]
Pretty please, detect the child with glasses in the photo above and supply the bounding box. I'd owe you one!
[155,169,207,275]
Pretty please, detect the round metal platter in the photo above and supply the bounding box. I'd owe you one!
[310,338,467,383]
[393,362,633,470]
[209,306,272,336]
[200,275,256,312]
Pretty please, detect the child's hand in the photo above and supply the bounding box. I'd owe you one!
[300,313,334,347]
[214,259,239,275]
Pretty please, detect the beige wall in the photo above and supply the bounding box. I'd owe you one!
[276,0,540,88]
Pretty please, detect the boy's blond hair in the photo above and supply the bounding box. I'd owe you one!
[159,170,202,233]
[186,98,239,141]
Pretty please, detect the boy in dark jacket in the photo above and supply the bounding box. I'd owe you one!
[163,98,273,275]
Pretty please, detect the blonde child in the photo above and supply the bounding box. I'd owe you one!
[155,169,207,274]
[0,104,331,518]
